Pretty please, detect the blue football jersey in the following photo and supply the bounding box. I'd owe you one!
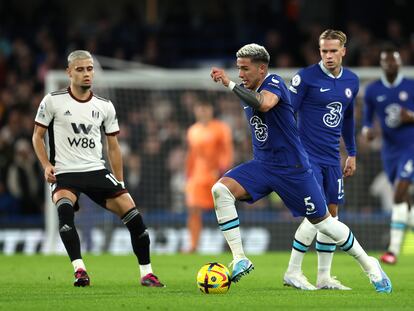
[363,74,414,157]
[241,73,310,169]
[289,62,359,165]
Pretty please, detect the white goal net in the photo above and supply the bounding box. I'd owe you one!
[42,66,414,254]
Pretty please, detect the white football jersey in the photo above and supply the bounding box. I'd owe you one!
[35,88,120,174]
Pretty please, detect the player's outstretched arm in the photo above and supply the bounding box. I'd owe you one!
[32,124,56,183]
[210,67,279,112]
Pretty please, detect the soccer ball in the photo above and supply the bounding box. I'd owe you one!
[196,262,231,294]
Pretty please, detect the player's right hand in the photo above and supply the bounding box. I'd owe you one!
[210,67,230,87]
[44,164,57,183]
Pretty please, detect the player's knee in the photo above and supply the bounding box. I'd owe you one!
[211,182,235,207]
[56,198,75,228]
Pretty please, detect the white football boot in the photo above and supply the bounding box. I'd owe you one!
[317,276,351,290]
[283,271,317,290]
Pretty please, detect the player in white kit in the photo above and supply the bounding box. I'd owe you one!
[32,50,164,287]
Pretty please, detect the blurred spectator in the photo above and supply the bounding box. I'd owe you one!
[137,136,171,211]
[6,138,43,214]
[168,146,186,213]
[125,152,142,202]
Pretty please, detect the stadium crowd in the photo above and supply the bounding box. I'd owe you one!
[0,0,412,224]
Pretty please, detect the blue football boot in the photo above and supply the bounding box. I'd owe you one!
[368,257,392,293]
[230,258,254,282]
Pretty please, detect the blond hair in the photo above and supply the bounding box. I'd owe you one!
[236,43,270,64]
[319,29,347,47]
[67,50,93,66]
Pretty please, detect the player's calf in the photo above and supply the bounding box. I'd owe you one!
[122,207,150,264]
[57,198,82,261]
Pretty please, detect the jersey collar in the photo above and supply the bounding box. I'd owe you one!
[381,73,404,88]
[68,87,93,103]
[256,73,271,92]
[319,61,343,79]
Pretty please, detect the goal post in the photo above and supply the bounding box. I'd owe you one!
[43,66,414,254]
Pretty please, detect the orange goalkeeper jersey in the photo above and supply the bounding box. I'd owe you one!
[186,120,233,208]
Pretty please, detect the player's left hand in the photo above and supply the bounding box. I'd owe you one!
[343,156,356,177]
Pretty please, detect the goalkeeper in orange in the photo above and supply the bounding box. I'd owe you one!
[185,100,234,253]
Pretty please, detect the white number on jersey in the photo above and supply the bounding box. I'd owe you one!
[304,196,316,215]
[385,103,401,128]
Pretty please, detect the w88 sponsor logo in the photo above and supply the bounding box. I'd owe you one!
[67,137,96,148]
[68,122,96,148]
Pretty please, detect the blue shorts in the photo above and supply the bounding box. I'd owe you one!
[224,160,328,219]
[309,159,344,205]
[383,149,414,184]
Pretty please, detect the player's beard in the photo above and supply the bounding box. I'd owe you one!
[81,85,91,91]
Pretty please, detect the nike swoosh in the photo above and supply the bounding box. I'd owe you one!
[338,194,344,200]
[271,77,280,84]
[320,88,330,92]
[243,106,249,109]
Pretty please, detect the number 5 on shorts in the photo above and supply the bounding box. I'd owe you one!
[304,196,316,215]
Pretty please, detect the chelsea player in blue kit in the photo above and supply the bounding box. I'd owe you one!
[363,45,414,265]
[284,30,358,290]
[210,43,391,293]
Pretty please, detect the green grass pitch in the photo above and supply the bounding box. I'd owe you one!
[0,253,412,310]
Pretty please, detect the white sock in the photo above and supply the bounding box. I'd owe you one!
[287,218,317,274]
[72,259,86,272]
[139,263,153,277]
[313,216,374,275]
[389,202,408,255]
[316,231,336,281]
[212,182,246,261]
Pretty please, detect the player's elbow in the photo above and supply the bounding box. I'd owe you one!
[258,102,276,112]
